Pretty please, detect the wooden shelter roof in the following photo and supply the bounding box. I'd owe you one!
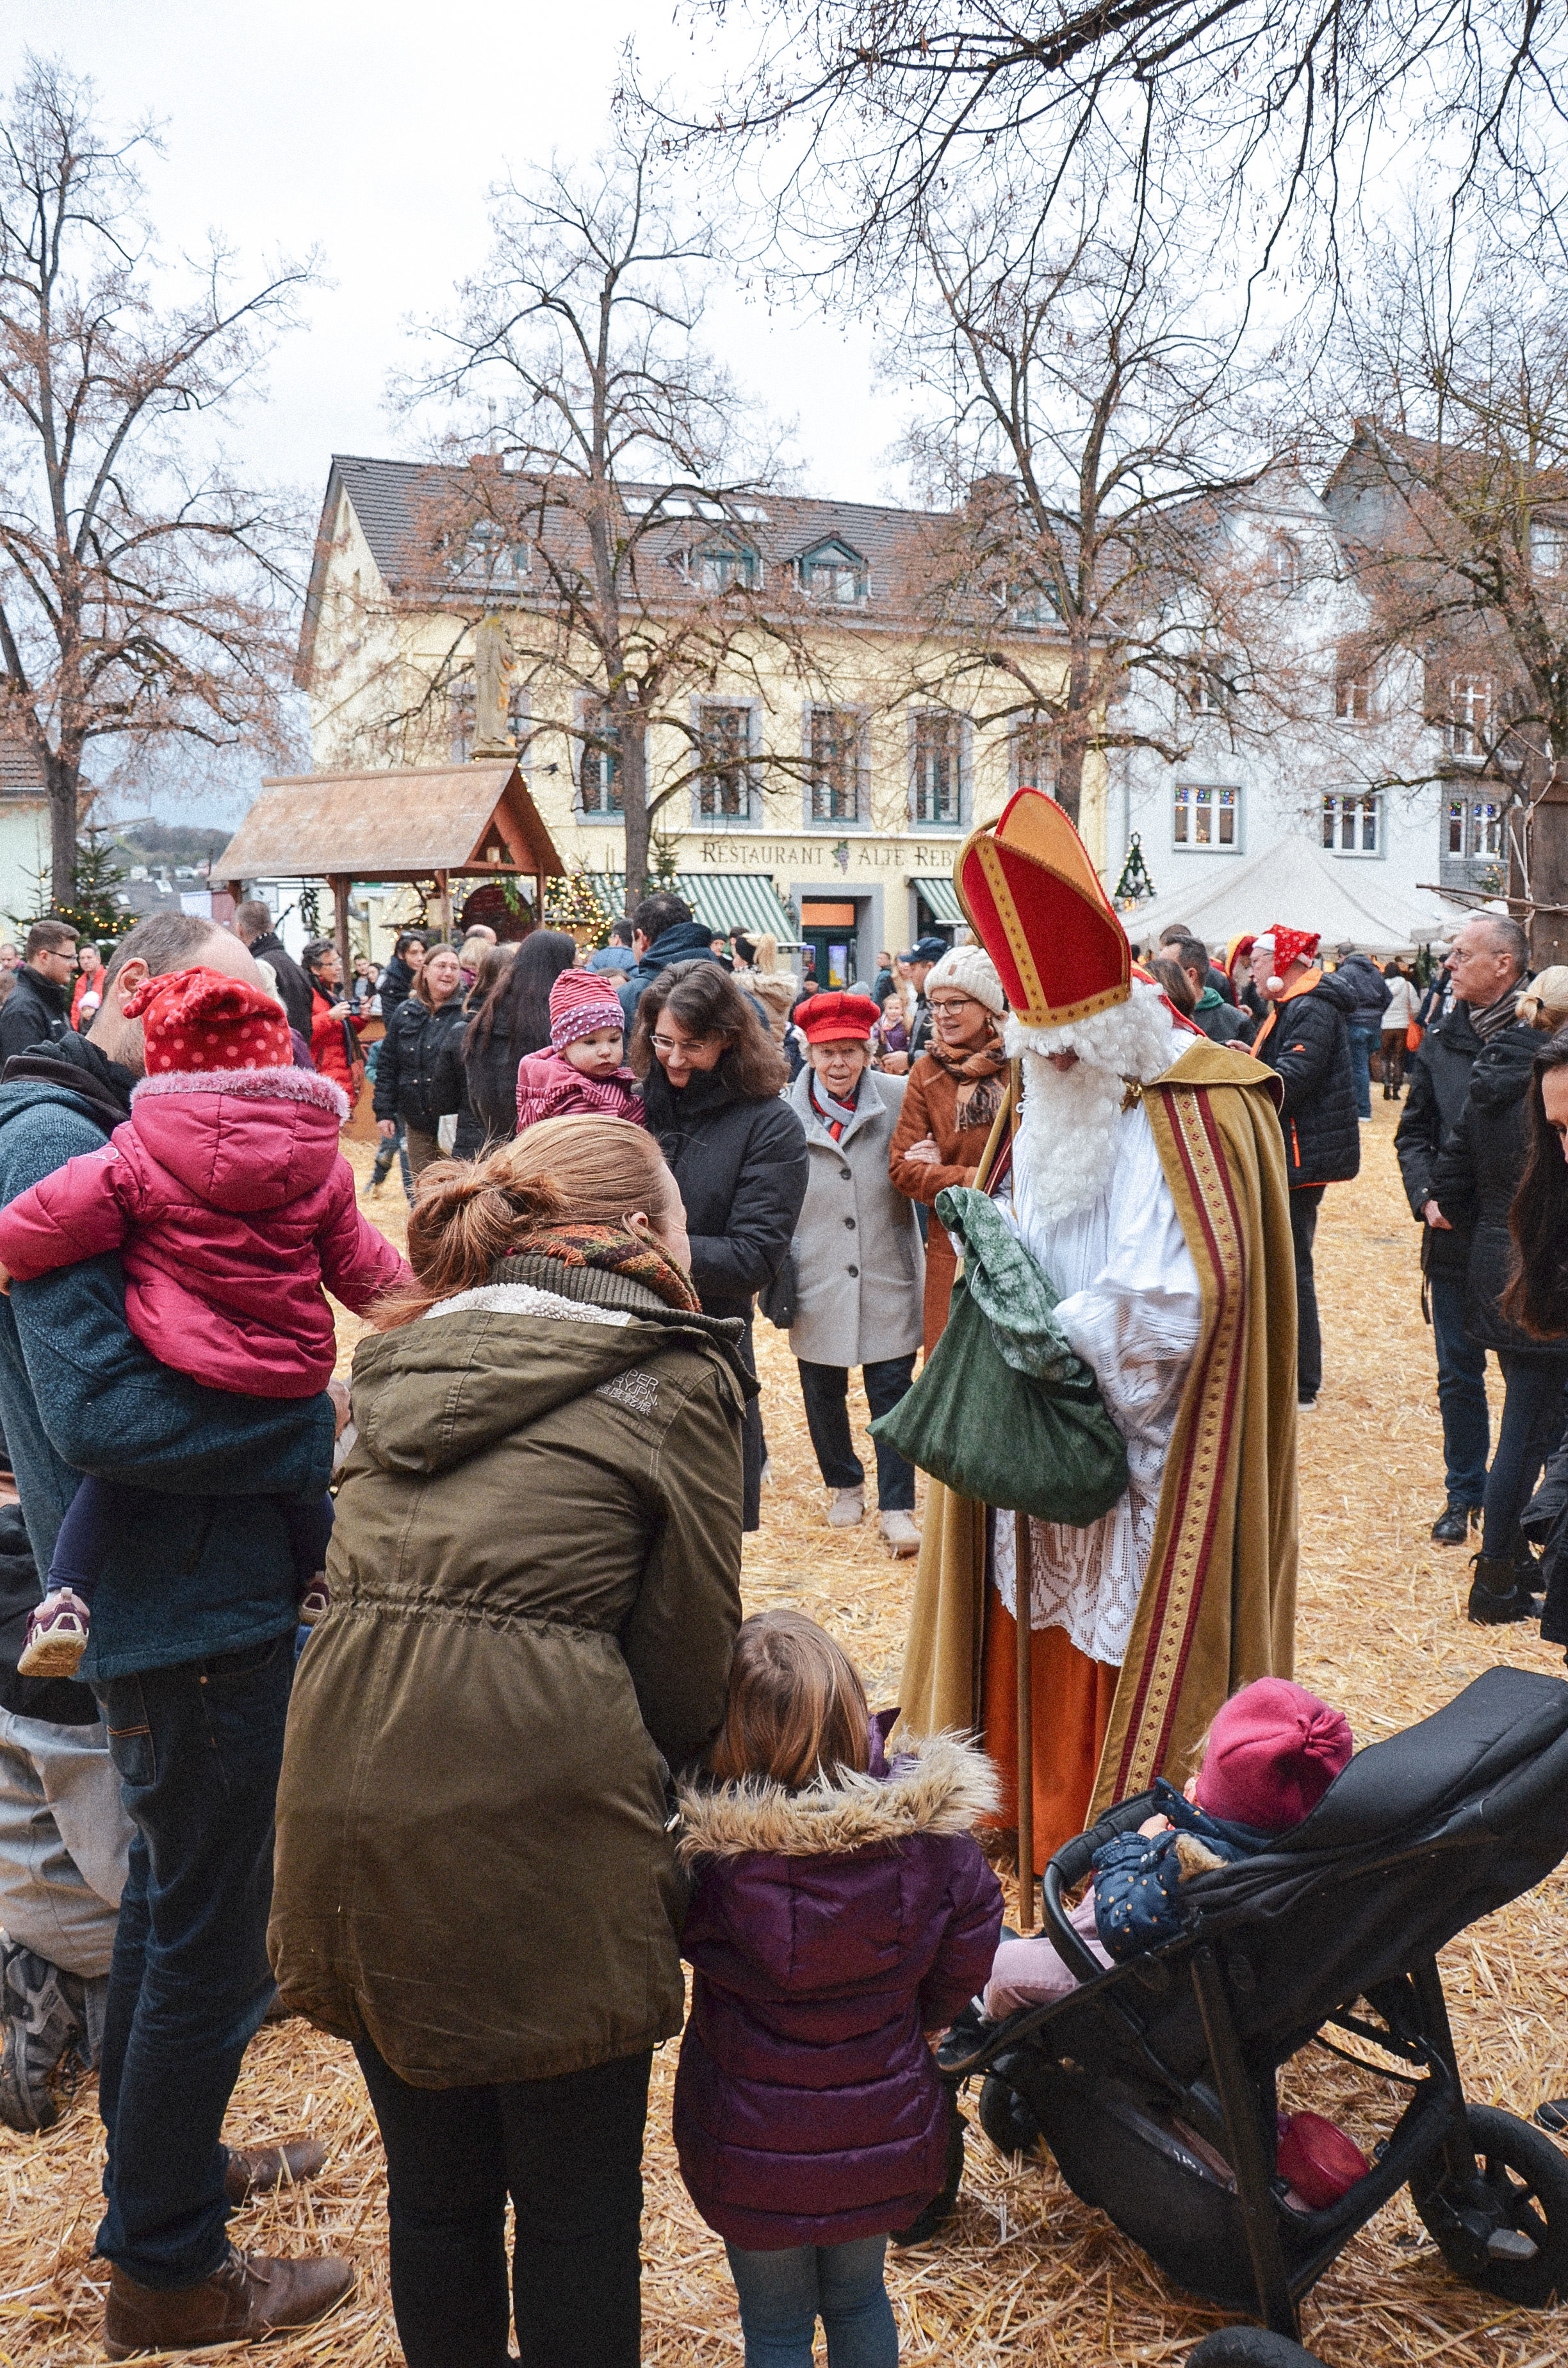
[216,762,564,884]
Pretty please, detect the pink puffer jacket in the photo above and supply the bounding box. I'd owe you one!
[514,1049,646,1132]
[0,1066,408,1397]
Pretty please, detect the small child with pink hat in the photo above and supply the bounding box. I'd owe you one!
[515,969,648,1131]
[976,1677,1355,2017]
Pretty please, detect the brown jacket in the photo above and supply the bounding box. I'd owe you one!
[268,1252,748,2087]
[887,1054,1006,1353]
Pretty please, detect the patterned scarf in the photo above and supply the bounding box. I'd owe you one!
[505,1223,701,1312]
[1471,983,1523,1042]
[810,1073,861,1142]
[926,1035,1008,1133]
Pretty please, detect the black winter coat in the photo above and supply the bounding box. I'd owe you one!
[246,930,316,1042]
[372,992,468,1136]
[1335,951,1393,1032]
[0,967,70,1064]
[1393,1000,1484,1284]
[1432,1022,1560,1356]
[1192,994,1253,1046]
[375,955,420,1026]
[641,1064,808,1320]
[1253,969,1361,1188]
[430,1007,521,1159]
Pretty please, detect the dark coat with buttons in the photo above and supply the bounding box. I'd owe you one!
[784,1065,923,1368]
[640,1063,808,1322]
[1432,1021,1562,1355]
[1393,999,1484,1285]
[1251,969,1361,1189]
[1091,1777,1271,1959]
[372,991,468,1138]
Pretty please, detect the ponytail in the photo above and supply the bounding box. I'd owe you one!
[370,1113,674,1328]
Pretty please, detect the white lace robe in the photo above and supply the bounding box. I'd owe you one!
[992,1101,1203,1666]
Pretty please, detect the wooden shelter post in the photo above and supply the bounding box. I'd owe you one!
[436,869,452,939]
[330,875,352,982]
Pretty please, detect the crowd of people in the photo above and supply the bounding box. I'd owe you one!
[0,829,1565,2368]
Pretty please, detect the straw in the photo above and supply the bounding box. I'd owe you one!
[4,1110,1565,2364]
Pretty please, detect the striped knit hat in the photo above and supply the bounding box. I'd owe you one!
[548,967,625,1052]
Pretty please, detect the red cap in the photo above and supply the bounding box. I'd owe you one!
[548,967,625,1052]
[1193,1677,1352,1832]
[1264,925,1321,973]
[795,992,881,1045]
[123,965,293,1074]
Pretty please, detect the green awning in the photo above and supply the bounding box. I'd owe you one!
[911,876,963,925]
[584,872,798,942]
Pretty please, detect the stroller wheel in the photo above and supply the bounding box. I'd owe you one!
[1412,2103,1568,2305]
[978,2071,1042,2159]
[1186,2331,1329,2367]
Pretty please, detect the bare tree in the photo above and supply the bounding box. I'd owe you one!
[388,134,802,898]
[0,57,313,907]
[1327,215,1568,953]
[882,184,1299,826]
[642,0,1565,290]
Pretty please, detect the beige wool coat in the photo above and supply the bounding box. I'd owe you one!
[785,1065,924,1369]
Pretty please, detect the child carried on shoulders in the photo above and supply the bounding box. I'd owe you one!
[1,965,408,1677]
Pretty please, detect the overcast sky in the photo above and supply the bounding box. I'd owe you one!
[19,2,896,821]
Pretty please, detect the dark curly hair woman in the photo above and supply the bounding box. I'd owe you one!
[632,962,808,1529]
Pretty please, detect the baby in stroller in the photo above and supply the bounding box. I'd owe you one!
[977,1679,1352,2021]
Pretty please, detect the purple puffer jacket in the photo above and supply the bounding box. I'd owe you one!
[673,1718,1002,2251]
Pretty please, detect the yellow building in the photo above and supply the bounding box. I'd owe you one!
[300,456,1091,980]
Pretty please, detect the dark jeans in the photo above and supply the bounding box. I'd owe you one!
[353,2032,652,2368]
[1482,1351,1568,1559]
[1289,1186,1327,1402]
[737,1311,762,1534]
[53,1477,332,1602]
[1346,1024,1373,1121]
[371,1115,414,1197]
[92,1629,294,2287]
[1429,1272,1490,1508]
[797,1356,918,1511]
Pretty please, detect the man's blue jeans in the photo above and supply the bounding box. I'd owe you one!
[724,2235,897,2367]
[1346,1023,1374,1121]
[92,1630,293,2287]
[1428,1272,1490,1508]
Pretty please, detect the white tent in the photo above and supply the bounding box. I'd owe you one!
[1119,835,1455,957]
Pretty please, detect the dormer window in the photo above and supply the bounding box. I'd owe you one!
[673,543,758,594]
[797,539,868,604]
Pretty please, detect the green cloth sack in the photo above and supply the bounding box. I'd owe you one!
[870,1186,1129,1525]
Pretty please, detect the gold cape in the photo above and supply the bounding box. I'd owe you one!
[897,1039,1298,1819]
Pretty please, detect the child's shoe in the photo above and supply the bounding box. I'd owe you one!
[17,1588,90,1679]
[298,1576,331,1627]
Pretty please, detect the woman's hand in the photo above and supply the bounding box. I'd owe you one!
[377,1119,397,1139]
[902,1133,941,1165]
[329,1000,352,1021]
[881,1050,910,1074]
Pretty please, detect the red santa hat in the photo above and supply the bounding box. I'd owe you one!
[1261,925,1321,973]
[1194,1677,1353,1832]
[123,966,293,1074]
[548,967,626,1052]
[955,789,1131,1028]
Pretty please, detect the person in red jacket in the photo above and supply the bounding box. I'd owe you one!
[0,965,407,1676]
[301,938,366,1105]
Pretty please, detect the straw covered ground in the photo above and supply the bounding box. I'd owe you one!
[3,1101,1566,2366]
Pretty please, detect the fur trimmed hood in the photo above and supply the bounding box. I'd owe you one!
[131,1064,349,1121]
[676,1728,998,1863]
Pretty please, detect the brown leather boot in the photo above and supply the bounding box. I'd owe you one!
[102,2247,354,2359]
[224,2135,327,2203]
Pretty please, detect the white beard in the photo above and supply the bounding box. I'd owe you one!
[1006,983,1179,1221]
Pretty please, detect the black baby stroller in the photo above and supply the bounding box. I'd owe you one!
[943,1667,1568,2368]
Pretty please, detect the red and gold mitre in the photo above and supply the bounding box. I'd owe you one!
[954,789,1132,1028]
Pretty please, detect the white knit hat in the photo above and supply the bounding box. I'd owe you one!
[924,945,1006,1015]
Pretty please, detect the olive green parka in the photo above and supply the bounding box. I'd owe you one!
[268,1252,749,2087]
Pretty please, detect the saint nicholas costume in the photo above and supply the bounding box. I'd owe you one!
[897,791,1300,1881]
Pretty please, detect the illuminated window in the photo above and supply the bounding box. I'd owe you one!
[1323,792,1382,855]
[1173,784,1240,848]
[1447,796,1505,859]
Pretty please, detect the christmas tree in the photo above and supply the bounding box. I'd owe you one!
[1113,833,1157,907]
[10,826,129,941]
[545,869,612,939]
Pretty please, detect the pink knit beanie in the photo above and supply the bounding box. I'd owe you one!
[1193,1678,1353,1832]
[548,968,625,1052]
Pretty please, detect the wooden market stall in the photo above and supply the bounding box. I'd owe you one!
[215,761,565,976]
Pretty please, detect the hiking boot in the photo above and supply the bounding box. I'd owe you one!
[826,1486,865,1529]
[879,1509,921,1557]
[1432,1502,1479,1547]
[0,1945,95,2132]
[224,2136,328,2205]
[1467,1550,1535,1625]
[935,1998,997,2077]
[16,1587,90,1679]
[103,2248,354,2360]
